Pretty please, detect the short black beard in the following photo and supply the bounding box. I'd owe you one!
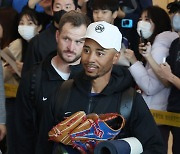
[57,49,80,64]
[84,74,100,80]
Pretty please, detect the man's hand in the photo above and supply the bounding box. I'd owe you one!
[139,42,151,58]
[28,0,42,9]
[0,124,6,141]
[39,0,52,15]
[39,0,52,9]
[124,49,138,65]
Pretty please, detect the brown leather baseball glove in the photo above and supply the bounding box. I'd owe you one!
[48,111,125,153]
[48,111,86,145]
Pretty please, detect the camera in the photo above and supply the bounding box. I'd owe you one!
[121,19,133,28]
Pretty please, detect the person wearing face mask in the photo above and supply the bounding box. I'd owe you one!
[3,6,42,86]
[158,11,180,154]
[171,12,180,32]
[22,0,78,76]
[124,6,179,153]
[1,6,42,154]
[140,1,180,153]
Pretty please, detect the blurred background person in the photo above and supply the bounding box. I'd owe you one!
[0,59,6,154]
[1,6,42,154]
[78,0,152,60]
[140,1,180,153]
[124,6,179,153]
[115,0,153,60]
[0,0,13,7]
[0,7,18,49]
[0,7,18,153]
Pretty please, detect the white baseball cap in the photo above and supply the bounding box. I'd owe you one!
[83,21,122,52]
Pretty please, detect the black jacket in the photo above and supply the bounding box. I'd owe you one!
[39,65,165,154]
[166,38,180,113]
[14,51,83,154]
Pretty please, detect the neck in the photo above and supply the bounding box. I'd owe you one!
[91,73,111,93]
[52,55,70,73]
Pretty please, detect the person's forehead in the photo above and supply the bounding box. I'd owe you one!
[20,15,34,22]
[62,22,85,29]
[61,23,86,37]
[141,11,148,17]
[54,0,74,5]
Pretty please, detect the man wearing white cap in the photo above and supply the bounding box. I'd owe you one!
[41,21,165,154]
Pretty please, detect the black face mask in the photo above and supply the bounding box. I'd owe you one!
[53,10,67,24]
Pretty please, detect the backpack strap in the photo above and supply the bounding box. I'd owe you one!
[115,87,135,139]
[54,79,74,121]
[119,87,135,121]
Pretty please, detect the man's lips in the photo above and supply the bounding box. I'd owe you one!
[64,51,75,57]
[85,64,98,72]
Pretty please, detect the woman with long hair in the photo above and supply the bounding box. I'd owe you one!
[124,6,179,153]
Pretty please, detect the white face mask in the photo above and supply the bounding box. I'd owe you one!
[137,20,153,39]
[18,25,37,41]
[172,13,180,32]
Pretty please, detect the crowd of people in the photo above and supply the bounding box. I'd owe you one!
[0,0,179,154]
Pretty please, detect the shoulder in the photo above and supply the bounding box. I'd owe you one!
[8,39,22,52]
[153,31,179,48]
[130,92,151,119]
[38,24,56,37]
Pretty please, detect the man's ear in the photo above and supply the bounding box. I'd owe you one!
[112,11,118,20]
[113,52,120,64]
[37,25,43,32]
[55,30,59,43]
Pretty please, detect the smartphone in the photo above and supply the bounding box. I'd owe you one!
[121,19,133,28]
[122,37,129,49]
[139,30,146,44]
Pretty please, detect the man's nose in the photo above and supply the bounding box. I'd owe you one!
[87,52,96,62]
[97,12,103,18]
[67,41,75,51]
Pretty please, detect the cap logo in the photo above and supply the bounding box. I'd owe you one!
[95,24,105,33]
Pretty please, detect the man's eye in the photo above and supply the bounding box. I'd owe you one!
[64,38,69,41]
[54,4,61,9]
[102,11,108,14]
[97,52,104,57]
[83,48,89,53]
[65,5,71,10]
[76,41,83,45]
